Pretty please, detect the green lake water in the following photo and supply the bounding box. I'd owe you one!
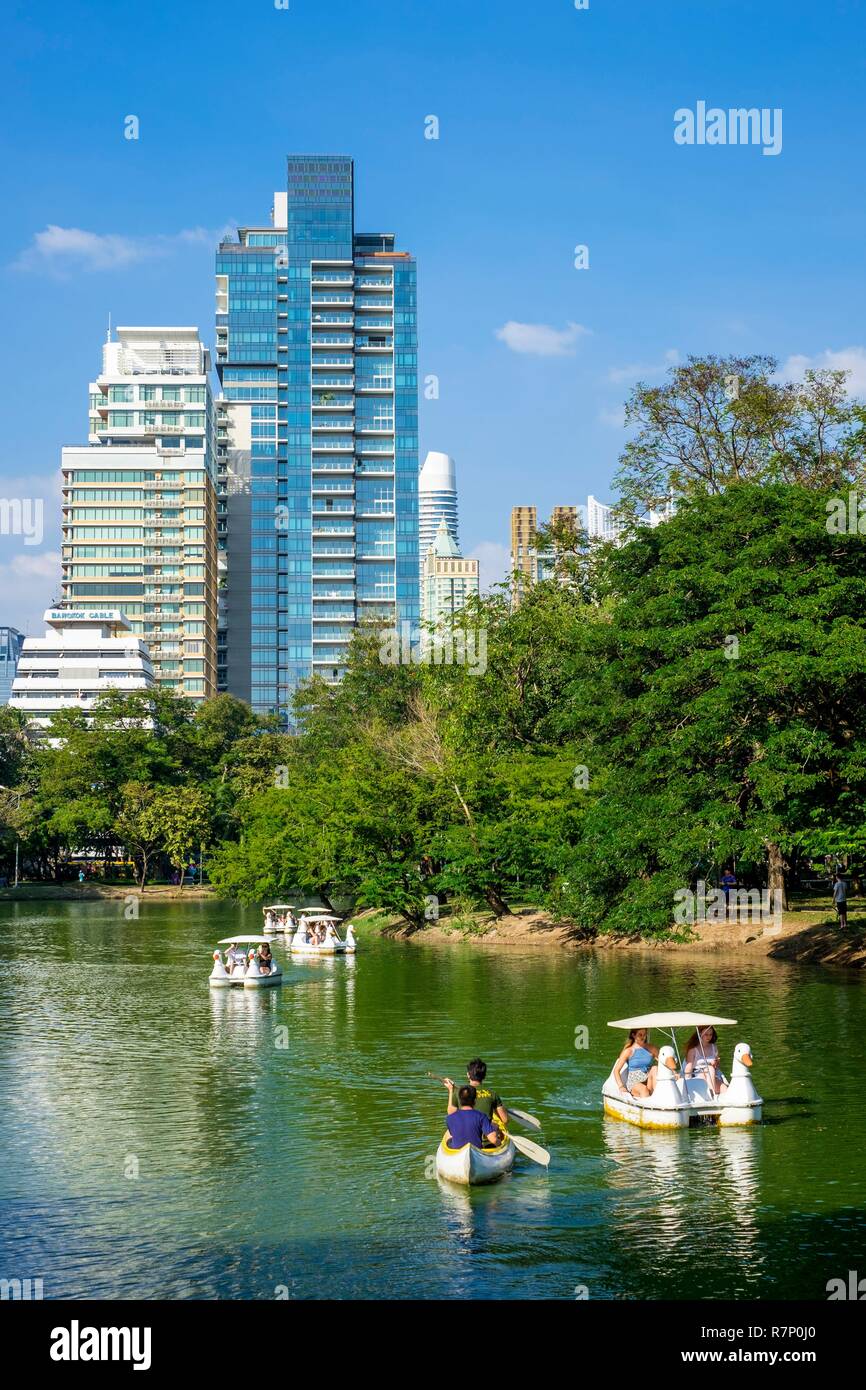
[0,900,863,1300]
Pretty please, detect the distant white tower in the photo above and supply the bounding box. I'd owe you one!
[419,451,458,585]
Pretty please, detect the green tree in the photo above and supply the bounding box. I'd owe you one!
[554,483,866,934]
[615,354,863,516]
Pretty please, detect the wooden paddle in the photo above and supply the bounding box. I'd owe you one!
[509,1131,551,1168]
[505,1106,541,1131]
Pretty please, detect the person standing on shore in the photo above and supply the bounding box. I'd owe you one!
[721,868,737,920]
[833,872,849,930]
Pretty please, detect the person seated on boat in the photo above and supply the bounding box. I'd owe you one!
[225,942,246,975]
[610,1028,660,1099]
[256,942,274,975]
[449,1058,509,1134]
[443,1081,501,1150]
[684,1025,727,1096]
[286,910,297,931]
[264,911,275,931]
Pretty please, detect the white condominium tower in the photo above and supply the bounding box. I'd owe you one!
[61,328,218,700]
[418,451,459,586]
[422,518,479,627]
[9,609,154,737]
[586,494,674,541]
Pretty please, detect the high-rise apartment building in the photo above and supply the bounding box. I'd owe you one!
[60,328,218,700]
[418,451,459,587]
[422,518,479,627]
[586,493,674,542]
[510,505,539,603]
[0,626,25,704]
[216,155,419,718]
[512,496,674,602]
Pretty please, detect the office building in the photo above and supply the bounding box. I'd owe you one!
[60,327,218,700]
[215,155,419,717]
[422,518,479,627]
[9,608,154,736]
[0,627,25,704]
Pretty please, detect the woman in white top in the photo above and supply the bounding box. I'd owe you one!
[684,1025,728,1095]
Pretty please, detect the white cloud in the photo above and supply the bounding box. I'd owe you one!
[780,347,866,397]
[495,320,590,357]
[13,224,236,274]
[607,348,680,385]
[467,540,512,591]
[0,551,62,634]
[598,406,626,428]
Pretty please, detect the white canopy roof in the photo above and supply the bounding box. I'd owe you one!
[300,914,342,922]
[263,904,296,911]
[607,1012,737,1030]
[218,936,274,945]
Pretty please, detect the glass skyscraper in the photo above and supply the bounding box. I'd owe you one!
[215,155,419,719]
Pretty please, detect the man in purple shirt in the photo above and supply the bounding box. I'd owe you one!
[444,1082,500,1148]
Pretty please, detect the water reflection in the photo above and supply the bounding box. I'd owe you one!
[602,1117,763,1293]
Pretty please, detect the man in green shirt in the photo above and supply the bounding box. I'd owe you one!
[443,1058,509,1133]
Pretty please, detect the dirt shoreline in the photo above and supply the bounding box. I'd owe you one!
[0,884,214,902]
[361,905,866,971]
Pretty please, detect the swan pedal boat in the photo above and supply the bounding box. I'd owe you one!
[602,1012,763,1130]
[286,913,357,956]
[435,1129,516,1186]
[262,904,296,935]
[209,936,283,989]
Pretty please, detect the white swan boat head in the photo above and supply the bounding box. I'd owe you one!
[602,1011,763,1129]
[209,936,284,990]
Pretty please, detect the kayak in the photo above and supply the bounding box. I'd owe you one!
[435,1130,516,1186]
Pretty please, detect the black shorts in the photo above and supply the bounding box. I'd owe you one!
[834,901,847,914]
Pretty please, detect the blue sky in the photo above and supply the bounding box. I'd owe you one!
[1,0,865,631]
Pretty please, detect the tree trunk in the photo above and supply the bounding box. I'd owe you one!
[766,842,788,911]
[484,885,511,918]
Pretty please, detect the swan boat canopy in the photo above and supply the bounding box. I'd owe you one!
[209,936,283,990]
[602,1012,763,1129]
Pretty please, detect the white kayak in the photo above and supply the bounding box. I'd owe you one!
[435,1131,516,1186]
